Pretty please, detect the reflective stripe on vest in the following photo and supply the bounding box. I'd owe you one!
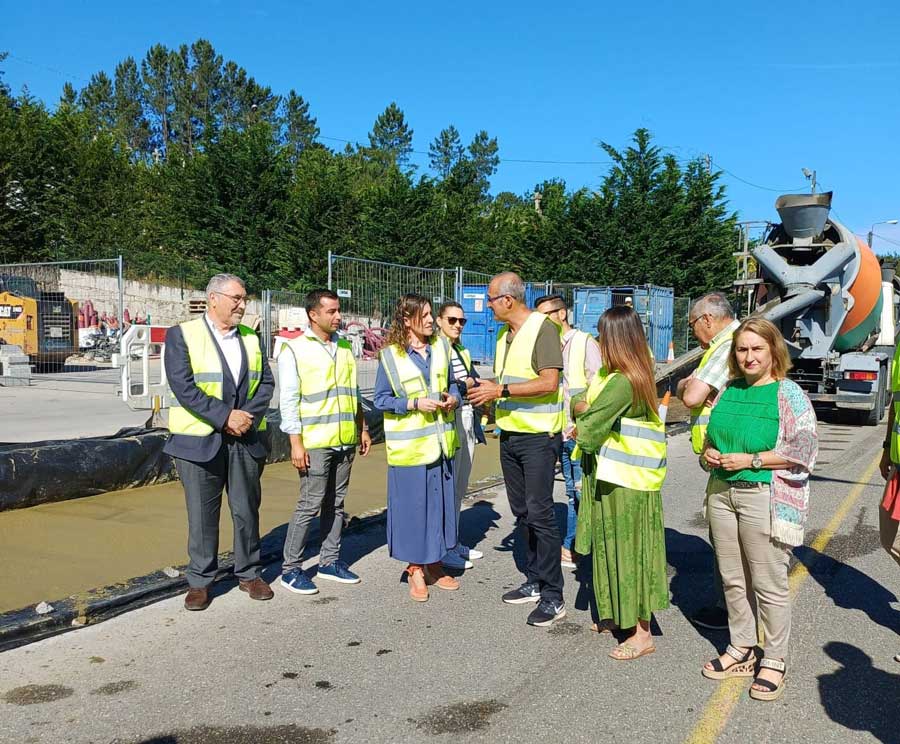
[493,312,565,434]
[586,372,667,491]
[283,334,359,449]
[565,330,590,397]
[690,328,735,454]
[891,344,900,464]
[380,338,459,466]
[168,317,267,436]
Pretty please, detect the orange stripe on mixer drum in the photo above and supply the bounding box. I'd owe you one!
[839,238,883,334]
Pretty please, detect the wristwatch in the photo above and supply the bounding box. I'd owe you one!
[750,453,762,470]
[500,384,511,399]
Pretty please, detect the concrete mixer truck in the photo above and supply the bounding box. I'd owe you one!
[739,192,897,425]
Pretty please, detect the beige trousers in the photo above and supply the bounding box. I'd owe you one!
[707,478,791,660]
[880,504,900,568]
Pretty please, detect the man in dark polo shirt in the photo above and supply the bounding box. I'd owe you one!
[468,272,566,627]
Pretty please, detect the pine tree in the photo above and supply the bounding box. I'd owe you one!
[428,125,464,179]
[367,102,413,169]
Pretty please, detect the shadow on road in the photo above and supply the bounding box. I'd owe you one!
[793,544,900,637]
[817,642,900,744]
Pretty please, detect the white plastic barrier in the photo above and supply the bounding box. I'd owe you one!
[120,325,170,411]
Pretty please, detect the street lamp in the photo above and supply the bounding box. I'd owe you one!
[867,219,899,248]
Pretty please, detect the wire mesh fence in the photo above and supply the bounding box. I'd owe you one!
[673,296,693,357]
[0,258,124,376]
[328,253,456,329]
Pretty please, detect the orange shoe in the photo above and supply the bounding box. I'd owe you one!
[407,564,429,602]
[424,562,460,591]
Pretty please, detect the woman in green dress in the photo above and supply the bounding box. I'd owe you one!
[573,306,669,660]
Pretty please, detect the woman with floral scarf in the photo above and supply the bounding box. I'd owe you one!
[700,318,817,702]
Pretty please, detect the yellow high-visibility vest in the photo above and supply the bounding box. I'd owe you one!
[168,317,267,436]
[586,371,667,491]
[565,329,592,397]
[891,343,900,464]
[690,327,735,454]
[494,312,565,434]
[282,333,358,449]
[380,337,459,466]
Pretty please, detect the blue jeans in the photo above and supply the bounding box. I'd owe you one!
[560,438,582,550]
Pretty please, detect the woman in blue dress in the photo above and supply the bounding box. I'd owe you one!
[374,294,464,602]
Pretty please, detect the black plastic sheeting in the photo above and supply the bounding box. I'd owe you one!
[0,403,383,512]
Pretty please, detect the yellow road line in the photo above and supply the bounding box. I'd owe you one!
[683,449,883,744]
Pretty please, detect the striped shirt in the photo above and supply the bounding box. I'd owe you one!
[695,319,740,393]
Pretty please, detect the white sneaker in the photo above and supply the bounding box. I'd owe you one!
[456,544,483,560]
[441,550,473,570]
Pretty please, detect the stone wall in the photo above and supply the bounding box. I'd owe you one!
[57,271,262,327]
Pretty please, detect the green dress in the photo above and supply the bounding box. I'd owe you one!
[573,374,670,628]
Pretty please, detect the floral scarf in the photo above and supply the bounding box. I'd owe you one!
[712,378,818,546]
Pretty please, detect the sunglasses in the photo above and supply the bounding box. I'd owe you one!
[445,316,467,327]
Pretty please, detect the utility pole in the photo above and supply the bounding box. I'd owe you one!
[802,167,817,193]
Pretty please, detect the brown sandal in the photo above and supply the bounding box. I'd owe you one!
[702,644,756,680]
[407,564,428,602]
[424,562,460,591]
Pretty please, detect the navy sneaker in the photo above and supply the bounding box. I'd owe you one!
[317,560,361,584]
[527,599,566,627]
[502,582,541,604]
[280,569,318,595]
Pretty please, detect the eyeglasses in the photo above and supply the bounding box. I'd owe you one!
[486,293,511,305]
[688,313,707,330]
[540,305,566,316]
[213,291,248,305]
[445,317,467,327]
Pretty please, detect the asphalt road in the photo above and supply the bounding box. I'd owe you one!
[2,420,898,744]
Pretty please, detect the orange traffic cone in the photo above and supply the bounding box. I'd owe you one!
[666,341,675,363]
[658,390,671,422]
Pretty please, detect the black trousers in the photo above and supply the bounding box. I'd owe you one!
[174,440,266,588]
[500,431,564,602]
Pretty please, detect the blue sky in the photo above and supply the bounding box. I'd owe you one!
[3,0,900,252]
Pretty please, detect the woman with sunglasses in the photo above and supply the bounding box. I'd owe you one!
[436,301,487,571]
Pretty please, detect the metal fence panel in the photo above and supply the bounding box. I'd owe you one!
[0,258,124,376]
[328,253,456,329]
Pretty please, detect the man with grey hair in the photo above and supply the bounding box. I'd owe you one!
[676,290,739,630]
[164,273,276,611]
[469,272,567,627]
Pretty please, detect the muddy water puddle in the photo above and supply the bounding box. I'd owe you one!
[1,440,503,613]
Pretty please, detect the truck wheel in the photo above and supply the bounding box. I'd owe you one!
[861,374,886,426]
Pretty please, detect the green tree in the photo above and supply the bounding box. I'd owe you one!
[113,58,150,156]
[79,71,115,133]
[367,102,413,169]
[280,90,319,161]
[428,124,464,178]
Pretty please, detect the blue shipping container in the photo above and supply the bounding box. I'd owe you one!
[456,282,547,365]
[573,285,674,361]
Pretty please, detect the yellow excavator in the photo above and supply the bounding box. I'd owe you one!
[0,275,78,370]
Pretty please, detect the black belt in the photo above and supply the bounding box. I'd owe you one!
[728,480,765,489]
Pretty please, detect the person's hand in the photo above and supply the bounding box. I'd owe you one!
[468,381,502,407]
[464,377,478,394]
[440,392,459,412]
[570,426,578,440]
[359,429,372,457]
[412,396,442,413]
[719,452,753,472]
[880,448,894,481]
[291,441,310,473]
[225,409,253,436]
[703,447,723,469]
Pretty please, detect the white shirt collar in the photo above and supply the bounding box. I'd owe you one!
[205,313,238,340]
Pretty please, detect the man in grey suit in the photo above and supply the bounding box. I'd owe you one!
[164,273,276,611]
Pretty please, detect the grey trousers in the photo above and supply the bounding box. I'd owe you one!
[707,478,791,660]
[174,441,266,588]
[282,447,355,572]
[452,405,477,524]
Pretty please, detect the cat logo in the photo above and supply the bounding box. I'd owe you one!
[0,304,24,319]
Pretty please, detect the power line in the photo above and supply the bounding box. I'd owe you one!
[710,158,806,193]
[871,232,900,249]
[6,53,87,83]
